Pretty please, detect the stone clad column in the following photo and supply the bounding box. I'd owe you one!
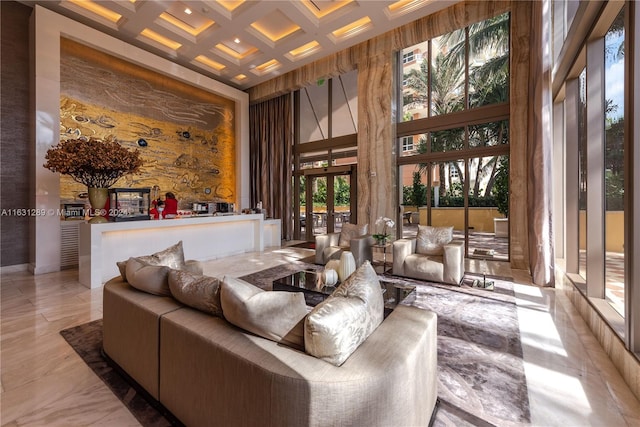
[356,53,396,233]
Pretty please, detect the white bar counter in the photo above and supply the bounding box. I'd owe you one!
[79,214,264,288]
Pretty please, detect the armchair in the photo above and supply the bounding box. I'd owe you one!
[315,223,374,267]
[392,225,464,285]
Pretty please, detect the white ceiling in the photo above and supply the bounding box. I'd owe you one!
[22,0,457,90]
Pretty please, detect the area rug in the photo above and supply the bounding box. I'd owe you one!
[61,264,530,427]
[59,320,179,427]
[287,241,316,249]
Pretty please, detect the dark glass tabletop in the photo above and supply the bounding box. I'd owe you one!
[272,270,416,314]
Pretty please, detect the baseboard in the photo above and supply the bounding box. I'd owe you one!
[0,263,29,274]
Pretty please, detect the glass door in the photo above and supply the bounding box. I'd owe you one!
[302,168,355,241]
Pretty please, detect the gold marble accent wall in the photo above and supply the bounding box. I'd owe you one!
[249,1,536,278]
[59,39,236,208]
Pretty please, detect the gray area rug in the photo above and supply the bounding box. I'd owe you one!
[61,263,530,427]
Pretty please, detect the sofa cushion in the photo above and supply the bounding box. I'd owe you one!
[220,276,307,349]
[304,261,384,366]
[415,225,453,255]
[338,223,368,247]
[168,270,223,317]
[117,241,186,281]
[125,257,172,296]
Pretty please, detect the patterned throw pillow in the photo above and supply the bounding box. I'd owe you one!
[168,270,223,317]
[117,241,186,281]
[304,261,384,366]
[220,276,308,350]
[125,257,172,296]
[415,225,453,256]
[338,223,368,247]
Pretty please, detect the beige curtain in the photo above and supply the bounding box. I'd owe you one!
[249,94,293,240]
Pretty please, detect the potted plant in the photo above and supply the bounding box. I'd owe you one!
[493,156,509,237]
[44,136,143,223]
[373,216,395,245]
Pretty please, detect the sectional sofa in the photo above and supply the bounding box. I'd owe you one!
[102,257,438,426]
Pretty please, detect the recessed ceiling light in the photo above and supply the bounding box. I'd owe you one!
[331,16,372,41]
[67,0,122,23]
[286,40,321,61]
[184,8,192,15]
[194,55,226,71]
[140,28,182,50]
[234,37,241,43]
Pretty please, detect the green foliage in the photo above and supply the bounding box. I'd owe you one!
[404,171,427,208]
[334,176,350,205]
[299,175,351,208]
[493,156,509,217]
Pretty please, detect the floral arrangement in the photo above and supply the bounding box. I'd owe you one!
[373,216,395,244]
[44,136,143,188]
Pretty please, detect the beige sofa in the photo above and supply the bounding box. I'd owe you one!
[103,277,438,426]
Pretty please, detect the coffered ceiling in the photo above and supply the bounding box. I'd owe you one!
[22,0,457,90]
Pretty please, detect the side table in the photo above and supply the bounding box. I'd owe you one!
[372,242,392,273]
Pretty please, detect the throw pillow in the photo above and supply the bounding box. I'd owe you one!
[220,276,308,350]
[116,241,186,281]
[125,257,172,296]
[415,225,453,256]
[338,223,368,247]
[168,270,223,317]
[304,261,384,366]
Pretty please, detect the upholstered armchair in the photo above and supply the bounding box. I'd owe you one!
[392,225,464,285]
[315,223,374,267]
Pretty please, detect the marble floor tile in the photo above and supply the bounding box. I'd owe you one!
[1,247,639,426]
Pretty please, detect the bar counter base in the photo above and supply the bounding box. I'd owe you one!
[79,214,265,288]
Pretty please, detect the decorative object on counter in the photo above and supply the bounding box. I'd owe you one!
[373,216,395,245]
[88,188,109,223]
[44,136,143,223]
[337,251,356,282]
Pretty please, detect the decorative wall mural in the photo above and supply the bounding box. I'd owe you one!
[58,38,236,209]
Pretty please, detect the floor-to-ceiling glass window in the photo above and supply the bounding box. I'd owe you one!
[294,70,358,241]
[397,12,510,262]
[554,0,636,352]
[604,10,626,317]
[578,68,588,280]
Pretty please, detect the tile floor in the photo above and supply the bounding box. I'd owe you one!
[1,246,639,426]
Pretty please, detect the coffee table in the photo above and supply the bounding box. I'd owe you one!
[272,270,415,316]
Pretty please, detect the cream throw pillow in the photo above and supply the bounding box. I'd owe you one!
[220,276,308,350]
[168,270,223,317]
[338,223,368,247]
[304,261,384,366]
[125,257,172,296]
[117,241,186,281]
[415,225,453,256]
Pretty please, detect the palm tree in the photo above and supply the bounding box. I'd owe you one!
[401,12,510,202]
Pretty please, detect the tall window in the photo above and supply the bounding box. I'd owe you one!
[293,70,359,240]
[398,13,510,261]
[555,1,635,351]
[604,10,625,317]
